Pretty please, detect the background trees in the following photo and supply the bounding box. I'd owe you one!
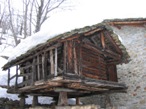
[0,0,70,50]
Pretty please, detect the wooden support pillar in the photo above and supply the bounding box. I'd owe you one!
[42,52,48,80]
[37,55,40,80]
[32,95,38,107]
[63,42,67,74]
[50,49,54,75]
[55,48,58,76]
[76,97,80,105]
[32,58,36,85]
[15,66,18,89]
[8,69,10,88]
[18,94,28,108]
[101,32,105,49]
[58,92,68,106]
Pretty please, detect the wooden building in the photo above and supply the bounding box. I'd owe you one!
[2,23,130,106]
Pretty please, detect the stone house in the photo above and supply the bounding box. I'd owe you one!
[81,18,146,109]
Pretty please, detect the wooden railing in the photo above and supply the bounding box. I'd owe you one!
[7,43,63,89]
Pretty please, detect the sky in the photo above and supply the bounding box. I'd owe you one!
[41,0,146,33]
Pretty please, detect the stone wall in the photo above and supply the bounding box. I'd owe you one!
[81,25,146,109]
[109,26,146,109]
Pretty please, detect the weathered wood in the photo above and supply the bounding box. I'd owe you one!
[55,48,58,76]
[8,69,10,87]
[73,45,78,74]
[76,97,80,105]
[63,42,67,73]
[50,49,54,75]
[4,43,62,70]
[15,66,18,89]
[58,92,68,106]
[84,28,103,36]
[82,42,121,60]
[101,32,105,49]
[32,58,36,85]
[42,54,45,80]
[108,20,146,25]
[104,31,122,54]
[32,95,38,107]
[18,79,31,87]
[37,55,40,80]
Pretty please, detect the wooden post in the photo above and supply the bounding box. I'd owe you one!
[8,69,10,88]
[76,97,80,105]
[32,95,38,107]
[58,92,68,106]
[15,66,18,89]
[101,32,105,49]
[18,94,28,108]
[63,42,67,74]
[42,52,48,80]
[42,54,45,79]
[73,46,78,74]
[32,58,36,85]
[55,48,58,76]
[50,49,54,75]
[37,55,40,80]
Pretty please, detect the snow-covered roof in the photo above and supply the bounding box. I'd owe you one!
[2,22,130,70]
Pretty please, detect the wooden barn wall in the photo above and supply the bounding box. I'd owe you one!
[65,40,80,74]
[106,64,118,82]
[80,43,107,80]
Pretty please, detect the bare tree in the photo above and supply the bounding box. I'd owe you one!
[33,0,67,32]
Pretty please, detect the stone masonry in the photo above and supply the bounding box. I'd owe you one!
[109,25,146,109]
[81,25,146,109]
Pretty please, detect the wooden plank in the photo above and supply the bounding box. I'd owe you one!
[104,31,122,54]
[55,48,58,76]
[82,42,121,59]
[32,58,36,85]
[4,43,62,70]
[15,66,18,89]
[50,49,54,75]
[9,74,16,80]
[42,54,45,80]
[67,40,74,73]
[8,69,10,87]
[37,55,40,80]
[58,92,68,106]
[63,42,67,73]
[73,46,78,74]
[84,28,103,36]
[101,32,105,49]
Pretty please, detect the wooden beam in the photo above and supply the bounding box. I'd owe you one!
[55,48,58,76]
[50,49,54,75]
[108,21,146,25]
[63,42,67,73]
[15,66,18,89]
[82,42,121,60]
[32,95,38,107]
[101,32,105,49]
[76,97,80,105]
[37,55,40,80]
[8,69,10,87]
[4,43,62,70]
[84,28,103,36]
[58,92,68,106]
[104,31,122,54]
[32,58,36,85]
[73,46,78,74]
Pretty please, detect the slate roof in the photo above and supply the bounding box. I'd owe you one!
[3,23,130,70]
